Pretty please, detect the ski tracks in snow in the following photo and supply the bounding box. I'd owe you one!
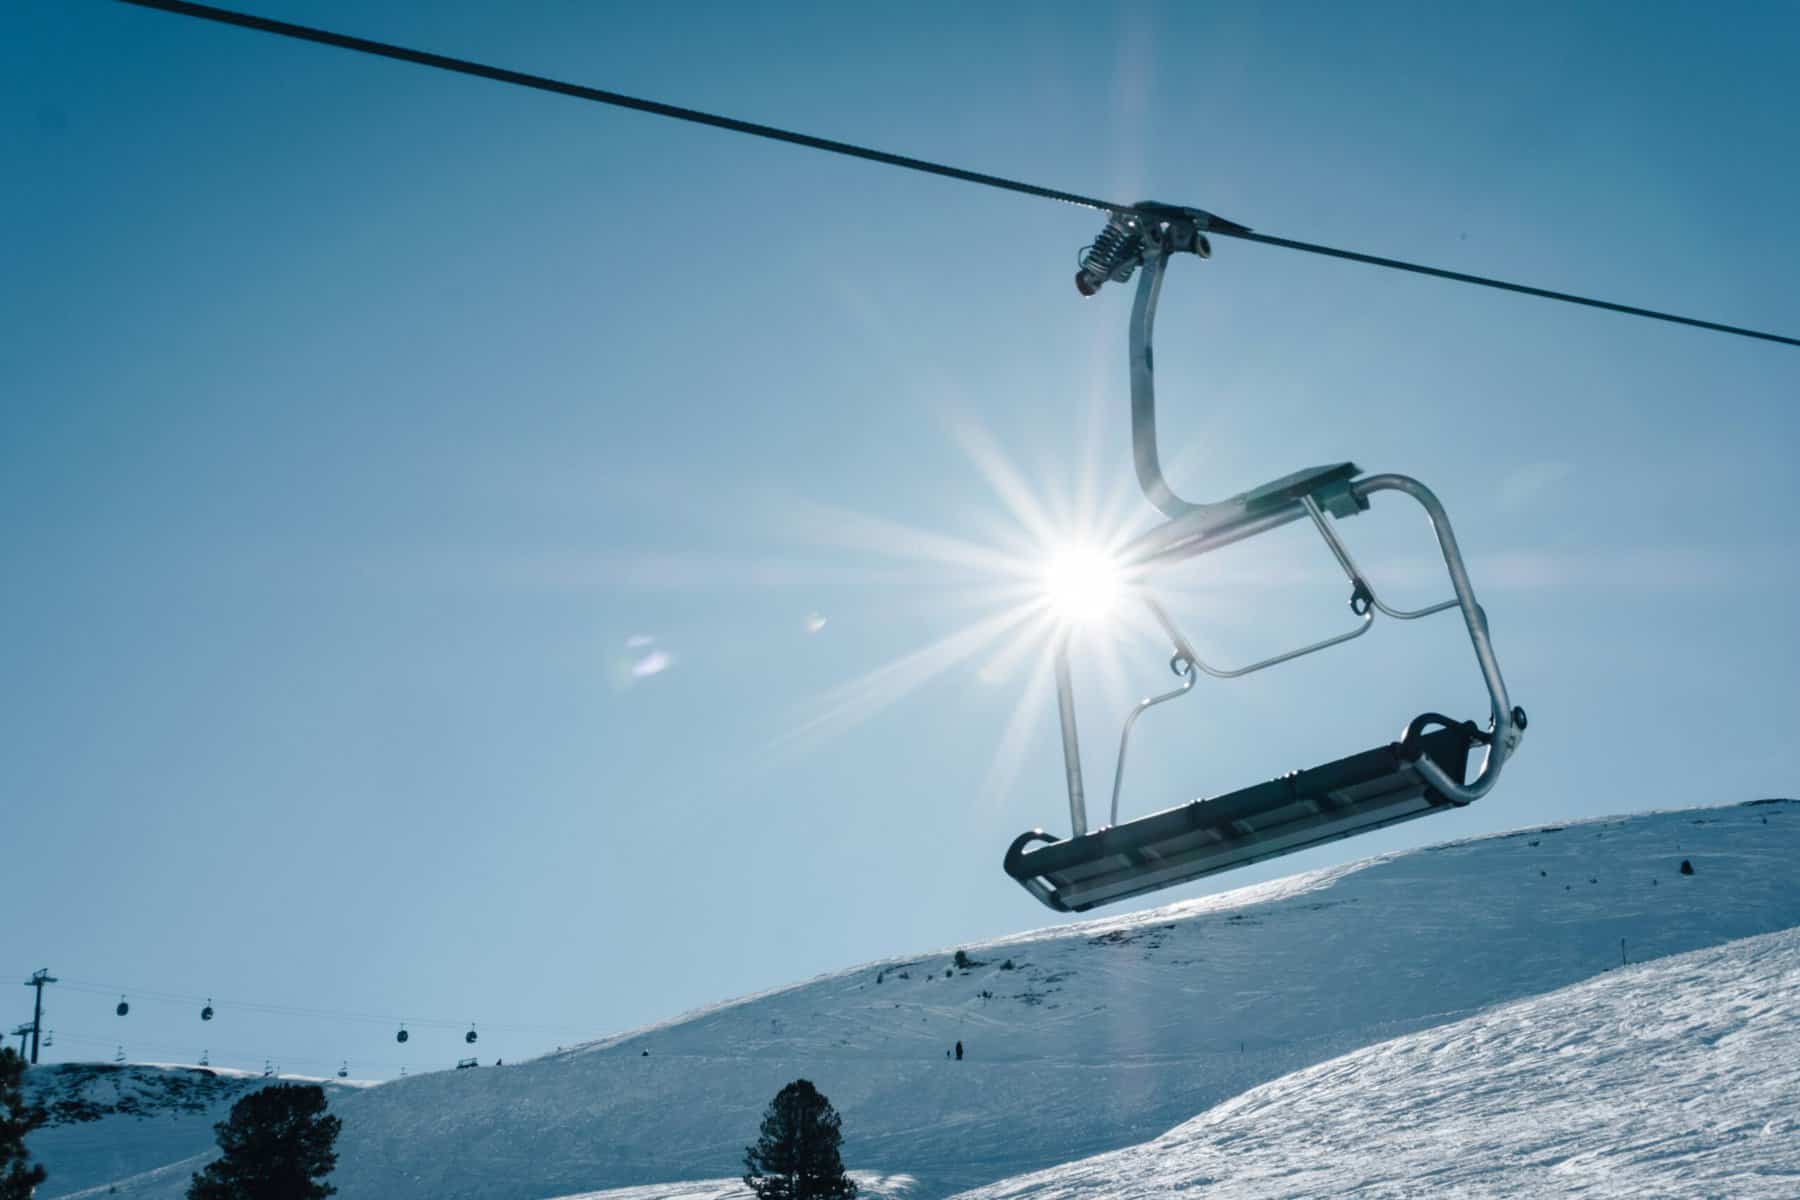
[956,927,1800,1199]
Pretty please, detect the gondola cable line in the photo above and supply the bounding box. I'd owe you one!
[57,977,595,1038]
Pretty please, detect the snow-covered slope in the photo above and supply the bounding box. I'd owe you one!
[25,1064,366,1199]
[29,799,1800,1200]
[958,925,1800,1199]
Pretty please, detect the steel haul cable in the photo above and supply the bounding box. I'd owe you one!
[56,978,597,1038]
[112,0,1798,349]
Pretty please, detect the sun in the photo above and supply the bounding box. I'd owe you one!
[1042,544,1126,627]
[766,416,1166,805]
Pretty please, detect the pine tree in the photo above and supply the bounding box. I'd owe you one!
[187,1083,341,1200]
[743,1079,856,1200]
[0,1049,48,1200]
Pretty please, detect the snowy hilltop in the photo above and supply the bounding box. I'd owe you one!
[555,926,1800,1200]
[27,798,1800,1200]
[958,925,1800,1198]
[24,1064,366,1199]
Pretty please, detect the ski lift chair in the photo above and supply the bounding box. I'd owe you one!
[1005,207,1526,913]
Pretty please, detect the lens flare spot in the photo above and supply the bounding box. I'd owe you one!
[631,649,673,678]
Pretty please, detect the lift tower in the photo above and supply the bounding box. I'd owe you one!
[22,969,55,1064]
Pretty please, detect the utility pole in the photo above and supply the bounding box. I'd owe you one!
[10,1025,30,1057]
[23,968,56,1064]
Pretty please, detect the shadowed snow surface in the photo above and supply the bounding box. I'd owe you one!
[24,1066,364,1199]
[28,799,1800,1199]
[957,926,1800,1199]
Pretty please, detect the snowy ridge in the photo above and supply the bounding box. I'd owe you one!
[25,1063,364,1199]
[958,926,1800,1199]
[28,799,1800,1200]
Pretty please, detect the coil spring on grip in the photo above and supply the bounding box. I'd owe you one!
[1076,213,1144,296]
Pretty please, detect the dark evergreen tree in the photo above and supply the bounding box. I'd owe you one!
[0,1048,48,1200]
[187,1082,341,1200]
[743,1079,856,1200]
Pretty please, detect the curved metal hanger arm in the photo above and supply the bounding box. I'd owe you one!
[1129,248,1199,519]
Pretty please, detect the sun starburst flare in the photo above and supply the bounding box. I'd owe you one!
[763,414,1199,811]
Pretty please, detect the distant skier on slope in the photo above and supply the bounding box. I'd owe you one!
[955,1040,963,1061]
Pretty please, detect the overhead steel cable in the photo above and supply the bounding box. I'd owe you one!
[113,0,1119,213]
[58,977,598,1038]
[114,0,1798,348]
[1229,231,1800,347]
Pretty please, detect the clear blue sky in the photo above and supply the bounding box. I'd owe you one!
[4,0,1795,1080]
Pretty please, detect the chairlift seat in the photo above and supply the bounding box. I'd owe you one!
[1005,721,1480,912]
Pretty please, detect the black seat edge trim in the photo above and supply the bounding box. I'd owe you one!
[1004,828,1061,874]
[1003,829,1071,912]
[1399,711,1488,760]
[1005,721,1484,910]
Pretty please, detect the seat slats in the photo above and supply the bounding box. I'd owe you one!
[1005,724,1477,912]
